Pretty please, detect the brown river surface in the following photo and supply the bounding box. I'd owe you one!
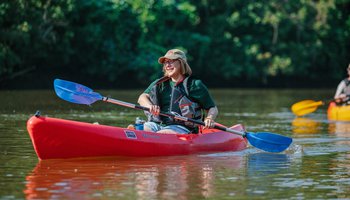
[0,89,349,199]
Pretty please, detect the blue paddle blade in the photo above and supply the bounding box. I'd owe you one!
[246,132,293,153]
[54,79,102,105]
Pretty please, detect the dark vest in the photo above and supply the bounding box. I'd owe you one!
[145,76,203,132]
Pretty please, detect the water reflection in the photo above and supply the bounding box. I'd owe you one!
[292,117,321,134]
[24,153,299,199]
[328,122,350,147]
[246,153,291,197]
[329,121,350,135]
[24,155,245,199]
[247,153,290,176]
[327,122,350,197]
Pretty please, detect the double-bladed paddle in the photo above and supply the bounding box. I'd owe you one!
[54,79,293,153]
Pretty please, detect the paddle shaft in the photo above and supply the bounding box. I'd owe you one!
[103,97,246,137]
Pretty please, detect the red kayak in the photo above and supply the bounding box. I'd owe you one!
[26,116,248,160]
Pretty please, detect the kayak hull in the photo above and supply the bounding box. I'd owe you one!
[327,102,350,121]
[27,116,248,160]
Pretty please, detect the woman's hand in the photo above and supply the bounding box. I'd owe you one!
[138,93,160,116]
[335,94,348,103]
[204,117,215,129]
[204,106,218,129]
[149,105,160,116]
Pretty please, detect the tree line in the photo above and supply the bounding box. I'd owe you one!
[1,0,349,89]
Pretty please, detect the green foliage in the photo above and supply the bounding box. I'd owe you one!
[67,0,141,81]
[0,0,349,88]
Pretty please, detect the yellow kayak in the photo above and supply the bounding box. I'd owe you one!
[327,102,350,121]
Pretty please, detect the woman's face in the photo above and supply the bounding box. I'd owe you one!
[163,59,181,78]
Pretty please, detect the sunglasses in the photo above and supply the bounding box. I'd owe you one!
[163,59,178,65]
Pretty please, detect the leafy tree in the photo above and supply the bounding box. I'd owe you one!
[0,0,349,88]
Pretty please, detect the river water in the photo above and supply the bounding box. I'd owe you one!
[0,89,349,199]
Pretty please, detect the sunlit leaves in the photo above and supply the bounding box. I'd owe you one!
[177,2,199,25]
[268,56,292,76]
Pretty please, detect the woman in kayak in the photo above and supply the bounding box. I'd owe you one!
[138,49,218,134]
[334,63,350,105]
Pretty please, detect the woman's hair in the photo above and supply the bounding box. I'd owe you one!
[163,59,192,77]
